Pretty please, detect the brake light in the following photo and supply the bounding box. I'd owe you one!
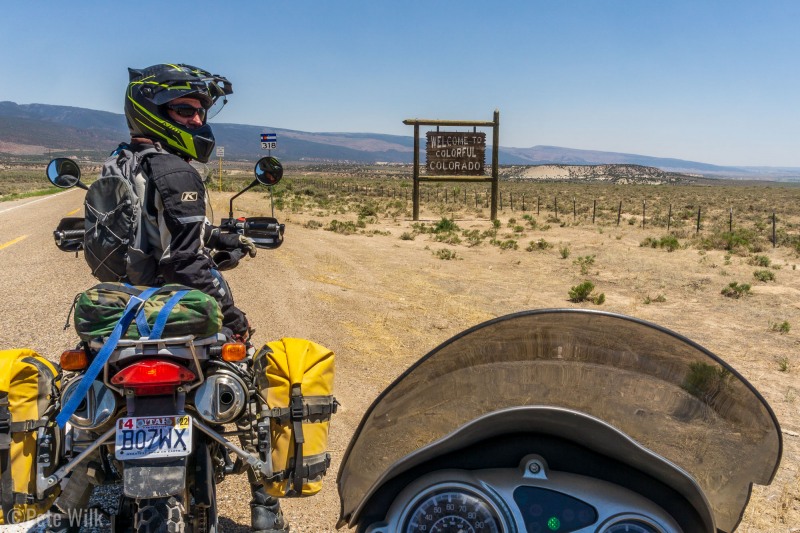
[221,342,247,362]
[60,350,89,371]
[111,359,196,396]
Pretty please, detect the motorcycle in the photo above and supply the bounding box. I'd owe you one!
[40,155,287,532]
[337,309,782,533]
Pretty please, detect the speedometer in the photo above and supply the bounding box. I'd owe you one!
[404,488,503,533]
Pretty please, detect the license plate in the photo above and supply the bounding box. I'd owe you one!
[114,415,192,459]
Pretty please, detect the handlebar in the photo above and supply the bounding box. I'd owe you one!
[58,229,86,240]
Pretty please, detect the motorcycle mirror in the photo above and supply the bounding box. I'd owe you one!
[254,156,283,186]
[46,158,85,189]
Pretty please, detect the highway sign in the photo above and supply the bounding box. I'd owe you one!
[260,133,277,150]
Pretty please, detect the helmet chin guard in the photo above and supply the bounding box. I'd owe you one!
[125,64,233,162]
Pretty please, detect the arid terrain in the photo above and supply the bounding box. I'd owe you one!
[0,174,799,531]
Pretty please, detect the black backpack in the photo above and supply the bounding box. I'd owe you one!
[83,144,160,285]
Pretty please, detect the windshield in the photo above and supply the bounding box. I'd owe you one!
[337,309,781,532]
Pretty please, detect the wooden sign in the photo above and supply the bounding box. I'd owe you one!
[426,132,486,175]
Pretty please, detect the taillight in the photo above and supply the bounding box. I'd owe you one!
[60,349,88,371]
[111,359,196,396]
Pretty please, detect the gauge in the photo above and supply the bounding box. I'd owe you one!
[403,488,503,533]
[601,518,663,532]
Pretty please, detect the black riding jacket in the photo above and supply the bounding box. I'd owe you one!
[132,142,248,336]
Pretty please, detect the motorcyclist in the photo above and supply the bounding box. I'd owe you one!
[49,64,288,533]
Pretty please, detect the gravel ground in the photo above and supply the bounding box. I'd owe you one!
[1,188,799,531]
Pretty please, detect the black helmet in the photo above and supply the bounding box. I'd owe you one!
[124,64,233,163]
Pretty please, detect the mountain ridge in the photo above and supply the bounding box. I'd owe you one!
[2,101,799,180]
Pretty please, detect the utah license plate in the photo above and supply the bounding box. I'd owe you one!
[114,415,192,459]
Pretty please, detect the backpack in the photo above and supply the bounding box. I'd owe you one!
[83,143,160,285]
[253,338,338,497]
[0,349,61,524]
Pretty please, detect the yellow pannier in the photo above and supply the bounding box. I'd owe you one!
[253,338,337,497]
[0,348,61,524]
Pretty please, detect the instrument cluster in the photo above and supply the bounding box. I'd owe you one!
[363,455,682,533]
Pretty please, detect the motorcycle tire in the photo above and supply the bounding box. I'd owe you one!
[134,496,186,533]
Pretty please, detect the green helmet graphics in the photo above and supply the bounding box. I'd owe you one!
[125,64,233,163]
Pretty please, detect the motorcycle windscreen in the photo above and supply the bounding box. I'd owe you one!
[337,309,782,532]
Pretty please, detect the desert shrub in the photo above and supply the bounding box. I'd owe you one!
[750,255,771,267]
[434,217,459,233]
[641,237,659,248]
[559,246,571,259]
[434,248,458,260]
[303,220,323,230]
[698,228,761,254]
[526,239,552,252]
[753,269,775,282]
[569,281,605,304]
[721,281,751,298]
[641,235,680,252]
[325,220,358,235]
[659,235,680,252]
[493,239,518,251]
[573,255,596,275]
[462,229,484,247]
[399,232,415,241]
[644,294,667,304]
[778,357,790,372]
[770,321,790,334]
[434,232,462,245]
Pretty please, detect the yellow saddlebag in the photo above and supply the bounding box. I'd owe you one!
[253,338,337,497]
[0,348,61,524]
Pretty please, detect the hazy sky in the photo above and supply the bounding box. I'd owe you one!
[2,1,799,167]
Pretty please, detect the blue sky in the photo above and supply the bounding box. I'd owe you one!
[2,1,799,167]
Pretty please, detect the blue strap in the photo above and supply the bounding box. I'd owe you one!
[56,286,160,428]
[135,306,152,338]
[148,290,190,340]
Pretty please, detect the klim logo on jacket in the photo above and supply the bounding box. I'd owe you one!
[181,192,198,202]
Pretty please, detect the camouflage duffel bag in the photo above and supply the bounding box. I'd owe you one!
[73,283,223,341]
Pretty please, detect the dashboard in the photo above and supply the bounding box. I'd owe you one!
[362,455,683,533]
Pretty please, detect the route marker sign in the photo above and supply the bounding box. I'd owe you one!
[261,133,277,150]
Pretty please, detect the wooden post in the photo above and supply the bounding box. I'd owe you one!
[696,206,701,235]
[668,204,672,232]
[592,199,596,224]
[573,197,576,221]
[617,201,622,226]
[555,197,558,221]
[537,196,540,216]
[773,212,777,247]
[642,200,646,229]
[412,123,420,220]
[490,109,500,221]
[729,208,733,233]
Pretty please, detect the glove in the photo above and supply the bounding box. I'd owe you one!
[238,235,257,258]
[217,233,257,258]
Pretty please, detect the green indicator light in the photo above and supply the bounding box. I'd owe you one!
[547,516,561,531]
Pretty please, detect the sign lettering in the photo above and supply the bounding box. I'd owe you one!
[426,132,486,176]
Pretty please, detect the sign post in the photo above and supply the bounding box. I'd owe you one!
[403,110,500,220]
[216,146,224,192]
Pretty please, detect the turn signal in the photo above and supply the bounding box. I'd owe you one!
[60,350,88,371]
[221,342,247,362]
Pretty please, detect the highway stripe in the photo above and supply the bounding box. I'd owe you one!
[0,189,80,216]
[67,207,82,216]
[0,235,28,250]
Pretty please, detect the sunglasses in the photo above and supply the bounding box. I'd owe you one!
[167,103,207,121]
